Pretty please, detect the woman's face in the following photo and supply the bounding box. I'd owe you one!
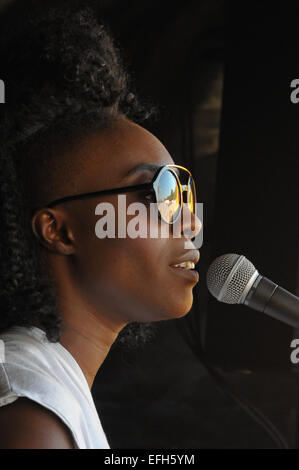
[45,118,202,325]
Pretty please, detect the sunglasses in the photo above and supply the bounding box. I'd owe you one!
[45,164,196,225]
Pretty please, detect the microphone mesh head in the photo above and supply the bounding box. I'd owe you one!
[206,254,257,304]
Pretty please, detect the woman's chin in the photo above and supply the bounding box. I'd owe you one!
[161,294,194,320]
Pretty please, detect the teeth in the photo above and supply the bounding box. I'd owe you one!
[172,261,195,269]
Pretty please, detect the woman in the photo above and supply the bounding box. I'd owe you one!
[0,5,201,449]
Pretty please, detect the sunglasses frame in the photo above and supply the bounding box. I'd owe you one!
[45,164,196,225]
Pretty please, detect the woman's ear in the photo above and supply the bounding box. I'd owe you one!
[31,208,75,255]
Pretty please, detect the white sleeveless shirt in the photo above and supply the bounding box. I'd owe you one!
[0,326,110,449]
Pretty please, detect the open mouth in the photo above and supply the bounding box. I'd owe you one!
[169,250,200,282]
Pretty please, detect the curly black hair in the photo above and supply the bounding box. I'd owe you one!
[0,4,156,343]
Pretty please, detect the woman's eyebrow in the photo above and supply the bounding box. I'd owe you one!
[122,163,162,180]
[123,163,180,181]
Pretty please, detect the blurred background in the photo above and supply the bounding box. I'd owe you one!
[1,0,299,448]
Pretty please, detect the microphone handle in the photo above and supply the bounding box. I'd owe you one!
[245,275,299,327]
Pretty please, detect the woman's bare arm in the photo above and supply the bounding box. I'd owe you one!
[0,397,75,449]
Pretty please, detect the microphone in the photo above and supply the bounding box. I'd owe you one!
[206,253,299,327]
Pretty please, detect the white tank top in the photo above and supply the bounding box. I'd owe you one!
[0,326,110,449]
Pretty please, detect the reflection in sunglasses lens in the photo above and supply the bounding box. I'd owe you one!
[157,170,180,223]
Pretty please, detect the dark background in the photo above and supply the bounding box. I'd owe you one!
[1,0,299,448]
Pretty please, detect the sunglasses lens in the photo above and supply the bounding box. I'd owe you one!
[156,170,180,223]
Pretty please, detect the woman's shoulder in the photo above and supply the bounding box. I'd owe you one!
[0,326,82,447]
[0,326,79,400]
[0,325,83,387]
[0,326,110,449]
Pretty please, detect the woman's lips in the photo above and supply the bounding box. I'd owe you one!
[169,265,199,283]
[168,250,200,283]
